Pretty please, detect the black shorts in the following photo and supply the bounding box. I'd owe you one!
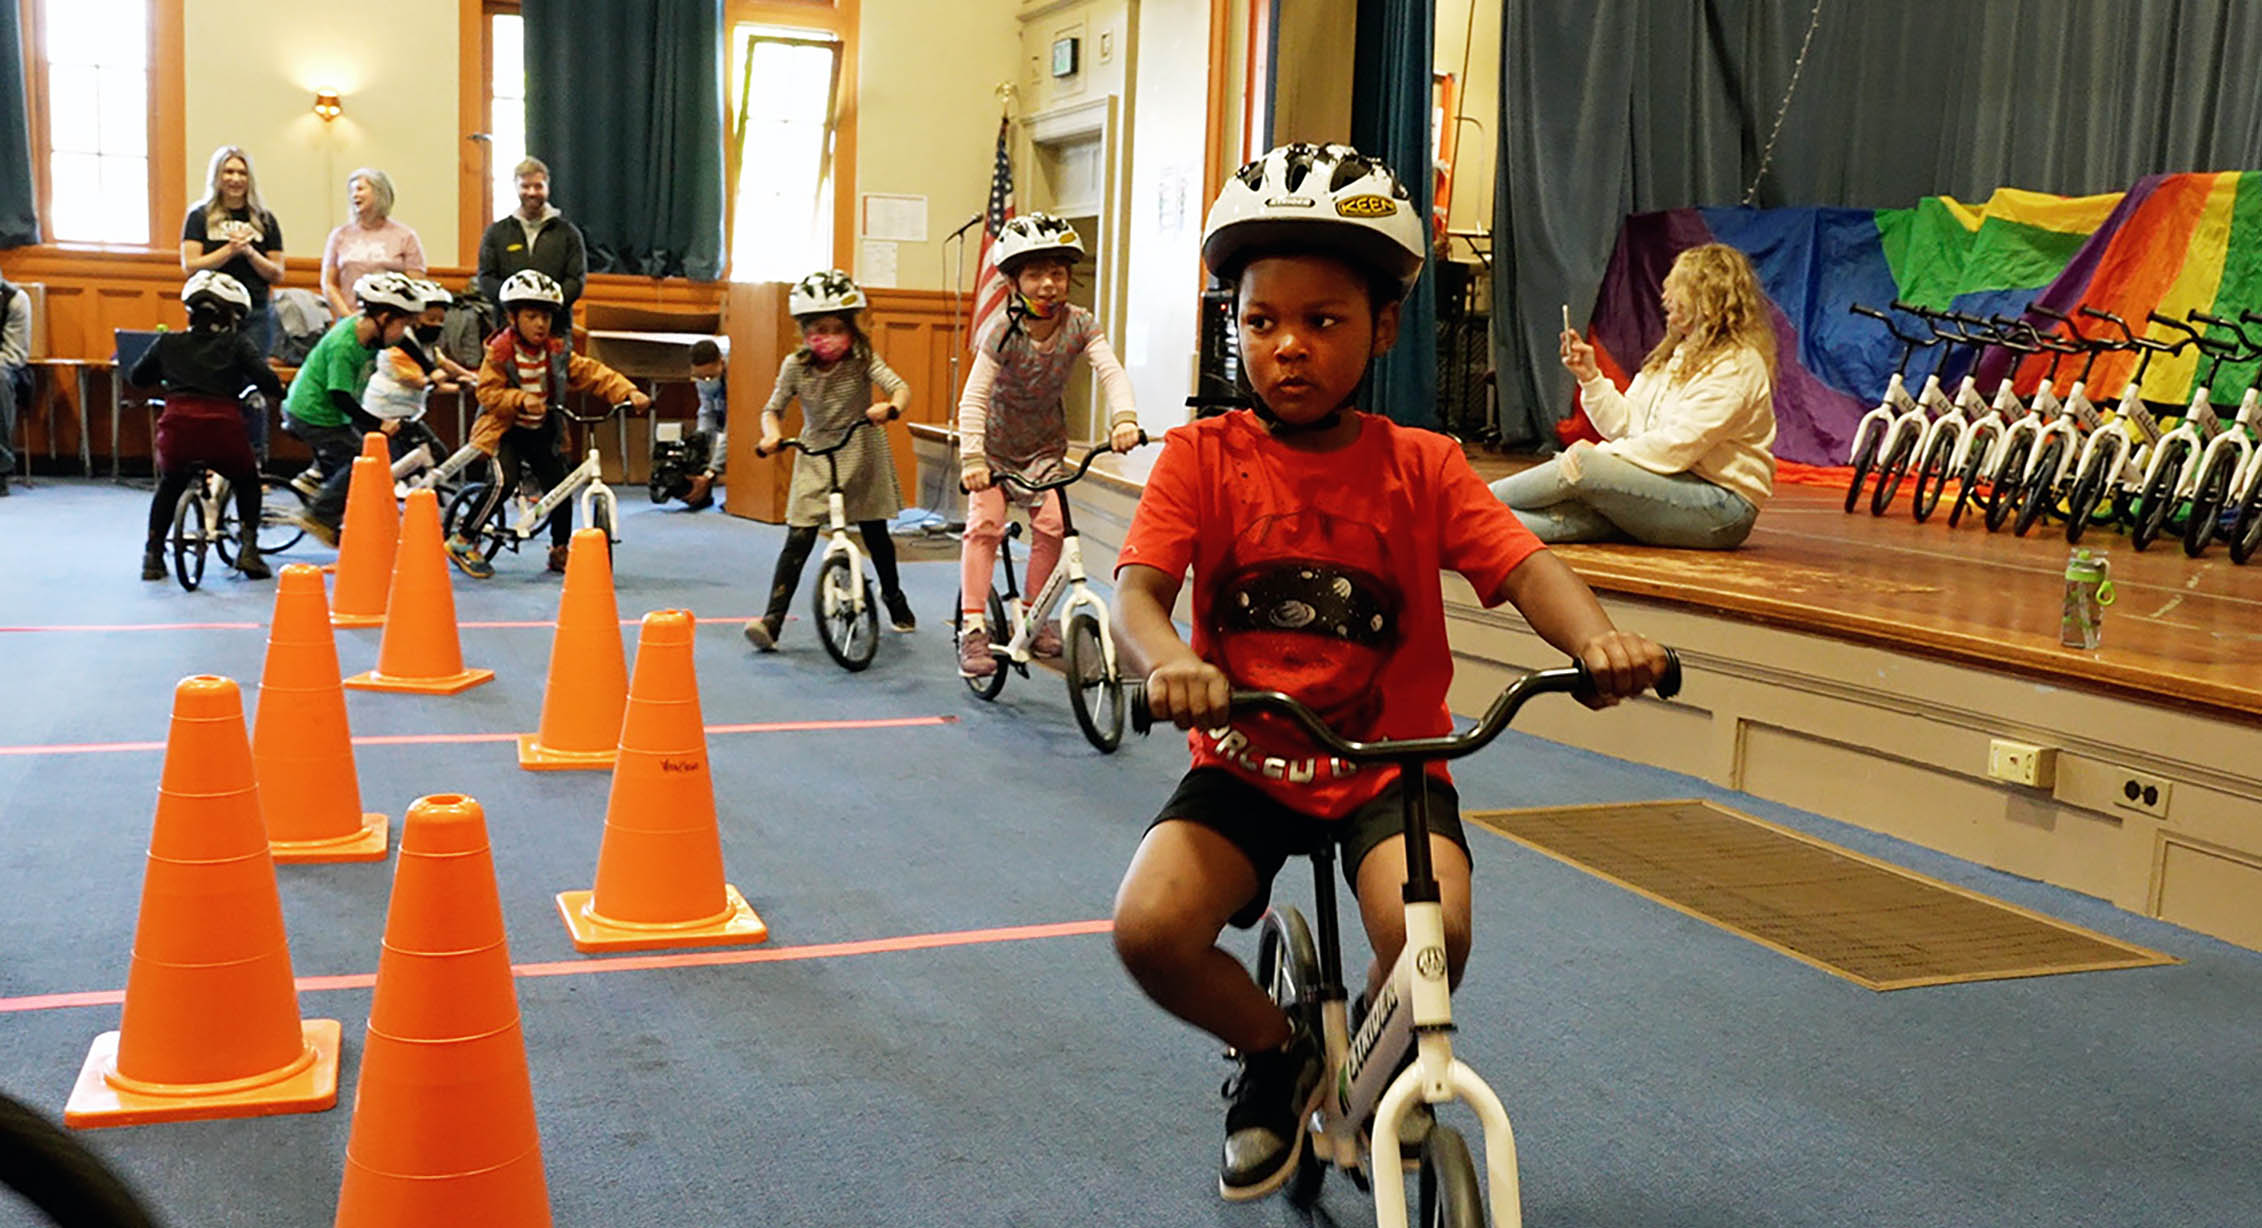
[1147,767,1470,930]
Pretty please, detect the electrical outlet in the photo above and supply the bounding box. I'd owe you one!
[1099,31,1114,62]
[2112,771,2171,819]
[1986,739,2057,788]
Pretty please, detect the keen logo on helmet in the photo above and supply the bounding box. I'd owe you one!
[1335,194,1396,218]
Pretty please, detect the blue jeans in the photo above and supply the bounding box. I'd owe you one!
[1488,443,1759,548]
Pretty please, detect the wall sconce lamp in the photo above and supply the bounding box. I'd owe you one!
[312,89,343,122]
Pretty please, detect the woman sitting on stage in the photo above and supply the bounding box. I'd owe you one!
[1491,243,1776,549]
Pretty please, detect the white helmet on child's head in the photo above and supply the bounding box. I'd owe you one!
[788,270,866,318]
[498,270,564,310]
[412,279,452,308]
[353,271,424,315]
[181,270,252,317]
[994,213,1084,274]
[1201,142,1427,299]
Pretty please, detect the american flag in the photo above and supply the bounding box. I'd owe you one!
[969,113,1015,354]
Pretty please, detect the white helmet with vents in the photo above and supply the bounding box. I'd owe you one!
[1201,142,1427,299]
[994,213,1085,273]
[181,270,252,316]
[788,269,867,318]
[497,269,564,310]
[353,271,425,315]
[412,279,452,308]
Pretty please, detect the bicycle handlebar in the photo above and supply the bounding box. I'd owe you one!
[760,413,884,460]
[561,399,641,426]
[1127,650,1682,763]
[1850,303,1935,347]
[984,432,1151,496]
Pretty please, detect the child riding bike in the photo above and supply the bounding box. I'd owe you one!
[1110,142,1670,1203]
[284,271,425,544]
[744,270,915,650]
[127,271,286,581]
[448,270,648,577]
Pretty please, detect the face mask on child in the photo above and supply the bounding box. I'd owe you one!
[1016,294,1061,319]
[807,333,851,362]
[413,324,443,344]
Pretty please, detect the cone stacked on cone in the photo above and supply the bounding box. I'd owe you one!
[65,675,341,1128]
[257,564,388,861]
[329,453,399,627]
[345,487,494,695]
[334,794,551,1226]
[518,528,627,771]
[557,610,767,952]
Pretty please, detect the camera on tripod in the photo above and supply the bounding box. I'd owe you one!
[647,424,716,504]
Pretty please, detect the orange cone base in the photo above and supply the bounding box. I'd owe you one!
[515,733,619,771]
[343,667,495,696]
[64,1019,341,1129]
[554,884,769,953]
[330,610,384,629]
[270,812,390,864]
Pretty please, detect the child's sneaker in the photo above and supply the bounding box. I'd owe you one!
[445,533,495,579]
[141,544,166,581]
[957,626,996,677]
[883,589,917,633]
[1218,1028,1322,1201]
[295,513,340,549]
[1032,619,1063,657]
[289,468,322,497]
[743,616,780,652]
[546,544,570,574]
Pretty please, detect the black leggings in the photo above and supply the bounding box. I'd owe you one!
[471,420,573,547]
[764,522,902,622]
[147,465,261,547]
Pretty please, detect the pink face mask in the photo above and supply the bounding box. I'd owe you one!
[807,333,851,361]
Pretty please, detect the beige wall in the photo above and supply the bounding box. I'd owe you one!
[183,0,464,269]
[1435,0,1499,236]
[855,0,1022,292]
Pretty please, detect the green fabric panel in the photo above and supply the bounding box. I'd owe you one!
[1875,207,1915,289]
[1888,199,1979,311]
[2205,172,2262,396]
[1959,219,2093,295]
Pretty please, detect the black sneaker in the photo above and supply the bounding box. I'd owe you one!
[883,589,917,633]
[141,546,166,581]
[1219,1028,1322,1202]
[235,547,272,580]
[743,616,780,652]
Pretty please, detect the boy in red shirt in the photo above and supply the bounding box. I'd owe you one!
[1113,143,1671,1202]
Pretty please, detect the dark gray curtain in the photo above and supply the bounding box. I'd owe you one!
[1493,0,2262,447]
[1351,0,1438,429]
[0,5,39,246]
[523,0,727,281]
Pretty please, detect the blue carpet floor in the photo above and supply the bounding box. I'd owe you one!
[0,478,2257,1227]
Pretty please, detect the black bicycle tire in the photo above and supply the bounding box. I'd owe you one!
[171,489,206,592]
[592,498,617,566]
[0,1091,163,1228]
[2182,446,2239,557]
[1946,426,1995,528]
[2063,447,2111,544]
[1257,908,1326,1209]
[2130,439,2190,552]
[1911,430,1958,522]
[2227,465,2262,564]
[257,477,308,554]
[814,553,879,672]
[1843,428,1881,514]
[1063,612,1123,753]
[954,586,1009,700]
[1984,433,2034,532]
[1418,1125,1489,1228]
[1870,431,1917,516]
[443,483,510,560]
[2014,434,2068,537]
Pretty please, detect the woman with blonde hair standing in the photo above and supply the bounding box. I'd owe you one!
[318,168,427,320]
[180,146,286,361]
[1491,242,1778,548]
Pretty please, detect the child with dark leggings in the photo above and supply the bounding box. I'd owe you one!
[744,270,915,650]
[130,272,285,581]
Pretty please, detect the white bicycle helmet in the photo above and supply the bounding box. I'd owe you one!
[498,269,564,310]
[1201,143,1427,299]
[181,270,252,316]
[788,269,867,318]
[353,271,425,315]
[412,279,452,308]
[994,213,1085,273]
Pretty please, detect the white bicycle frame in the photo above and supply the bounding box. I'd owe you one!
[496,446,619,544]
[816,487,869,619]
[393,439,491,493]
[1306,898,1519,1228]
[2135,381,2222,500]
[993,529,1114,672]
[2199,388,2262,506]
[2072,377,2158,497]
[1917,366,1988,473]
[1847,372,1922,465]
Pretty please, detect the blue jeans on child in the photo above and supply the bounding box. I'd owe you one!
[1488,443,1759,548]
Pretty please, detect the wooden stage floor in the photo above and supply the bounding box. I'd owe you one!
[1468,455,2262,721]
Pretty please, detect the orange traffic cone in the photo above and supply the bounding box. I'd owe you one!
[65,675,341,1128]
[334,794,551,1225]
[321,434,392,579]
[345,488,494,695]
[556,610,768,952]
[330,453,399,627]
[257,564,388,862]
[517,528,627,771]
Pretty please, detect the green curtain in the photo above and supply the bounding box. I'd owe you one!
[523,0,727,280]
[1351,0,1438,430]
[0,5,39,246]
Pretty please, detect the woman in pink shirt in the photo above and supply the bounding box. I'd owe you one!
[319,168,427,319]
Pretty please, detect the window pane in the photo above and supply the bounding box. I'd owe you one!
[98,68,147,158]
[47,0,144,68]
[47,152,102,242]
[46,65,98,154]
[97,155,149,245]
[730,33,837,282]
[491,15,523,100]
[490,109,525,221]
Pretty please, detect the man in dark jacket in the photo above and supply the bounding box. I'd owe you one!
[475,158,587,317]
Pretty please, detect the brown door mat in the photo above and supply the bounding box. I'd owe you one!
[1467,799,2177,991]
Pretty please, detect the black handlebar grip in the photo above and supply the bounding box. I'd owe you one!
[2031,303,2071,321]
[1849,304,1887,319]
[2080,306,2121,322]
[1128,683,1153,736]
[2190,311,2231,329]
[2147,310,2193,332]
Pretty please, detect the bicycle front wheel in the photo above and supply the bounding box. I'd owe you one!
[954,586,1010,700]
[1063,612,1123,752]
[2014,434,2069,537]
[814,552,879,672]
[1911,430,1958,523]
[2183,446,2239,557]
[2130,439,2191,552]
[1256,908,1326,1209]
[1983,433,2034,532]
[1870,430,1917,516]
[0,1091,162,1228]
[1418,1125,1490,1228]
[171,489,207,591]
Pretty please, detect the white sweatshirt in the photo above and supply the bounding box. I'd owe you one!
[1578,345,1776,507]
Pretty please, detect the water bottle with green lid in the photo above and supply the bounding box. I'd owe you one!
[2061,548,2115,650]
